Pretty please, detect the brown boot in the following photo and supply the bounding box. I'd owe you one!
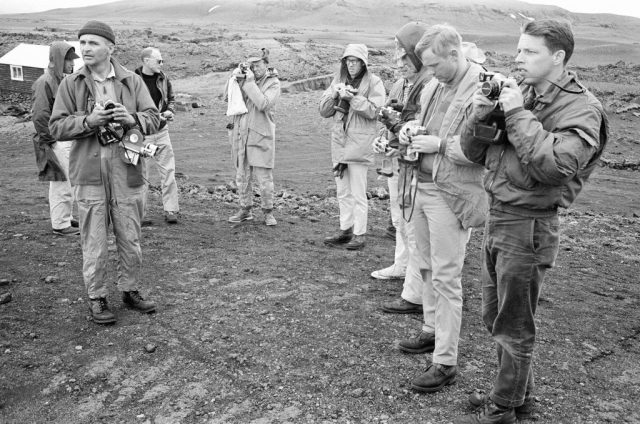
[88,298,116,324]
[323,227,353,246]
[122,291,156,313]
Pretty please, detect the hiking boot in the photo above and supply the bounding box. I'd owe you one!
[381,298,423,314]
[52,226,79,236]
[399,331,435,354]
[264,212,277,226]
[411,363,457,393]
[454,400,516,424]
[122,291,156,313]
[323,227,353,247]
[88,298,116,324]
[469,391,534,421]
[228,208,253,223]
[345,235,365,250]
[370,264,405,280]
[165,211,178,224]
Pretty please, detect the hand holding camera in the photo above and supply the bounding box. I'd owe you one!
[161,110,174,122]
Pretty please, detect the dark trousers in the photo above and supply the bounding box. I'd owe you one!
[482,210,559,408]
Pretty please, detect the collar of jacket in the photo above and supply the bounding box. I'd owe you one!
[419,61,483,140]
[73,58,133,85]
[521,70,581,107]
[134,66,167,81]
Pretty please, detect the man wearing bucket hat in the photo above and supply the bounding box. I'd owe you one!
[319,44,386,250]
[49,20,160,325]
[31,41,81,236]
[227,47,281,226]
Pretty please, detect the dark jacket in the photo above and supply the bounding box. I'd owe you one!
[134,66,175,130]
[31,41,77,181]
[49,58,160,187]
[460,70,608,213]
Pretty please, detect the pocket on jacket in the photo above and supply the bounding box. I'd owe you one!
[247,129,270,151]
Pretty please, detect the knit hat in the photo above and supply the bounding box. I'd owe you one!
[78,20,116,44]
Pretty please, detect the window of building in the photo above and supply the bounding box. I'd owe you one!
[10,65,23,81]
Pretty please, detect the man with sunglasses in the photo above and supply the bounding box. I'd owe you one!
[135,47,180,225]
[227,48,281,226]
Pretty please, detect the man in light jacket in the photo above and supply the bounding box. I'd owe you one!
[31,41,80,236]
[227,48,281,226]
[397,24,488,393]
[319,43,386,250]
[49,20,160,325]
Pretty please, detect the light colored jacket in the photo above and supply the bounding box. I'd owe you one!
[49,58,160,187]
[417,62,489,229]
[319,44,386,165]
[461,70,608,213]
[228,72,280,169]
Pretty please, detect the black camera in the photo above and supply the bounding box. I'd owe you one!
[333,84,357,114]
[376,106,402,131]
[235,62,249,79]
[479,72,506,100]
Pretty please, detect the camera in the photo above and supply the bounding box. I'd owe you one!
[376,106,402,131]
[235,62,249,79]
[479,72,507,100]
[333,83,357,114]
[401,126,428,162]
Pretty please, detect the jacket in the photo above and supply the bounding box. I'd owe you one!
[319,44,386,165]
[31,41,76,182]
[228,71,281,169]
[416,62,489,229]
[460,70,608,213]
[134,67,175,131]
[49,58,160,187]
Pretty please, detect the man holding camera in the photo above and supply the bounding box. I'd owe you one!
[31,41,81,236]
[227,48,281,226]
[49,20,160,325]
[135,47,180,225]
[372,22,431,316]
[319,44,386,250]
[396,24,487,393]
[457,19,607,423]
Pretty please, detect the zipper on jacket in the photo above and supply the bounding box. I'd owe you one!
[488,146,506,194]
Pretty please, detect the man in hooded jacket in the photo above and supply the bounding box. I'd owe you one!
[372,22,431,317]
[31,41,81,236]
[319,44,386,250]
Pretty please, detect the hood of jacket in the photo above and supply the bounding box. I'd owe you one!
[46,41,77,90]
[395,22,429,72]
[338,43,369,83]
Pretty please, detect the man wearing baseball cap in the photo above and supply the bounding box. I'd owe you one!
[227,48,281,226]
[50,20,161,325]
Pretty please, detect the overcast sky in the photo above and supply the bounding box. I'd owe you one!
[2,0,640,18]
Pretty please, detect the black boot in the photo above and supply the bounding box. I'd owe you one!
[323,226,353,247]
